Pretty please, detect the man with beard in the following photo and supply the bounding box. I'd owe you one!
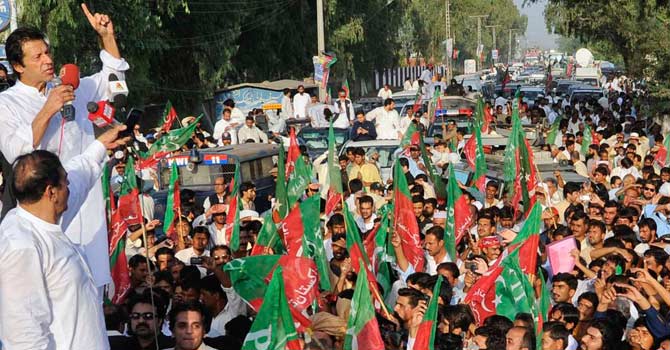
[127,293,173,350]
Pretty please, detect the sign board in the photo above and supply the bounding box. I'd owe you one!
[492,49,499,60]
[0,1,10,33]
[464,59,476,75]
[262,103,282,111]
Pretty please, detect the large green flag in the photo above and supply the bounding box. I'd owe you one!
[546,116,562,146]
[414,276,443,350]
[162,162,181,239]
[344,261,385,350]
[145,115,201,157]
[250,213,285,256]
[419,132,447,200]
[242,267,301,350]
[282,195,332,291]
[286,155,311,207]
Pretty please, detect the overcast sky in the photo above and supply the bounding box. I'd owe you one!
[514,0,559,50]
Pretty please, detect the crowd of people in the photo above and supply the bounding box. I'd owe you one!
[0,5,669,350]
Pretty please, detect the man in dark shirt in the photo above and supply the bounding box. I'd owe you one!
[350,111,377,141]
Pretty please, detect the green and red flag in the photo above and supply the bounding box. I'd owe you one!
[342,79,350,98]
[503,91,538,217]
[399,122,420,151]
[241,266,302,350]
[280,195,331,291]
[160,100,178,132]
[137,115,201,170]
[106,163,131,304]
[446,165,473,259]
[414,275,443,350]
[501,66,511,90]
[162,162,181,241]
[250,212,285,256]
[344,260,385,350]
[463,115,488,192]
[225,164,241,251]
[392,158,424,272]
[363,208,396,304]
[464,202,543,327]
[655,133,670,167]
[275,142,289,220]
[286,154,311,208]
[225,255,318,329]
[285,127,300,177]
[118,156,143,226]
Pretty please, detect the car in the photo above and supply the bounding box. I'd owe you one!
[495,82,525,98]
[354,97,383,114]
[297,126,349,159]
[519,86,545,107]
[554,79,581,97]
[569,88,604,106]
[339,139,401,183]
[151,143,280,235]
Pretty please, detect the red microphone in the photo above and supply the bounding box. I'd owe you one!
[59,64,80,89]
[87,100,116,128]
[58,64,79,121]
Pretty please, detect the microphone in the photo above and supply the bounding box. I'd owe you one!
[87,100,116,128]
[108,73,129,110]
[59,64,79,121]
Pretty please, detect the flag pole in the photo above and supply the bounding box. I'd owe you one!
[339,195,393,320]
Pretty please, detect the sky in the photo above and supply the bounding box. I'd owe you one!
[513,0,559,50]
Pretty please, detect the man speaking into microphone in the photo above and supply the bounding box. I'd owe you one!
[0,3,130,290]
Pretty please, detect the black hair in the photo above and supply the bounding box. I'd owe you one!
[552,272,578,291]
[552,302,579,326]
[426,226,445,241]
[168,301,212,334]
[543,321,570,349]
[563,181,581,197]
[6,27,47,73]
[440,304,474,333]
[127,290,167,320]
[437,262,459,279]
[348,178,363,193]
[128,254,154,270]
[200,275,227,301]
[589,319,622,350]
[397,287,426,308]
[191,225,211,240]
[383,98,395,106]
[358,195,374,206]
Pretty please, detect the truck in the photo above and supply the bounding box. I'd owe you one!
[574,67,600,87]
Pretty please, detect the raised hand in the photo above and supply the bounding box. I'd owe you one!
[81,3,114,38]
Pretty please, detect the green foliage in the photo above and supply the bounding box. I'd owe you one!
[401,0,527,68]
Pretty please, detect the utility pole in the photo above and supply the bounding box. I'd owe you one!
[316,0,326,101]
[445,0,452,81]
[508,29,519,65]
[469,15,488,71]
[486,25,500,65]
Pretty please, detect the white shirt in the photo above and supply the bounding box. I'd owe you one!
[230,107,246,126]
[0,141,109,349]
[208,222,227,246]
[207,286,248,337]
[165,344,216,350]
[425,251,450,275]
[369,107,400,140]
[0,50,129,288]
[237,125,268,144]
[333,98,355,124]
[213,118,239,145]
[377,88,393,100]
[175,247,210,265]
[281,94,294,119]
[293,92,311,119]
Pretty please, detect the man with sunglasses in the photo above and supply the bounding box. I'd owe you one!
[126,293,173,350]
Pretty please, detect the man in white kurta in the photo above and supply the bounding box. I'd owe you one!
[369,99,401,140]
[292,85,311,119]
[0,126,127,349]
[0,7,129,289]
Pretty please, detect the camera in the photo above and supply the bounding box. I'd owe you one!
[190,257,203,265]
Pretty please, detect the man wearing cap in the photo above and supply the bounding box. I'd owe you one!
[237,116,268,144]
[479,236,502,263]
[306,179,321,198]
[432,210,447,229]
[213,108,239,145]
[207,204,227,246]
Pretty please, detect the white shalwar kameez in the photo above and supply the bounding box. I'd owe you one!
[0,141,110,349]
[0,50,129,288]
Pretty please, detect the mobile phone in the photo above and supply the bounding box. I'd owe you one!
[466,262,478,273]
[190,257,203,265]
[119,108,143,139]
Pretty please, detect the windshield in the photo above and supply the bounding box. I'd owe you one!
[302,132,347,150]
[364,146,400,169]
[522,90,542,100]
[571,92,602,104]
